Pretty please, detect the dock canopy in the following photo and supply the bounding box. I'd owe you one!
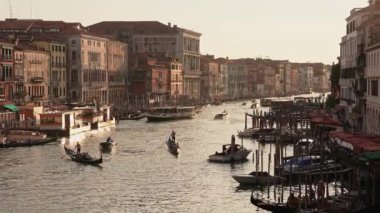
[359,152,380,162]
[3,104,19,112]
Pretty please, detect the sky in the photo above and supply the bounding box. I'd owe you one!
[0,0,367,64]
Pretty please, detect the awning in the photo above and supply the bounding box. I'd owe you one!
[359,152,380,162]
[3,104,19,112]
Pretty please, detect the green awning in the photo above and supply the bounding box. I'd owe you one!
[3,104,19,112]
[359,152,380,161]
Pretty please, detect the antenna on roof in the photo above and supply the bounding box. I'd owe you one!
[8,0,13,19]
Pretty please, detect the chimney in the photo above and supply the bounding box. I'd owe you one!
[168,22,171,27]
[174,25,177,29]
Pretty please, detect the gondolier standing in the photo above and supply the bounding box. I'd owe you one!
[75,142,81,154]
[171,130,176,142]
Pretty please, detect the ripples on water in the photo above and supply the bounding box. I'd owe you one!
[0,99,333,213]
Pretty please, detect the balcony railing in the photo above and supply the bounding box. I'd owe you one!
[1,55,13,61]
[31,77,44,83]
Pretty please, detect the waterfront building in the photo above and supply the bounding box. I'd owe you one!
[298,66,313,94]
[364,17,380,135]
[88,21,202,101]
[200,55,220,102]
[32,38,67,104]
[158,57,183,103]
[227,61,248,99]
[0,39,15,103]
[0,19,128,108]
[263,66,276,97]
[339,1,380,130]
[106,40,128,110]
[128,53,171,107]
[14,42,50,106]
[290,65,299,94]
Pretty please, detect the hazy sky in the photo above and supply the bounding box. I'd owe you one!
[0,0,367,64]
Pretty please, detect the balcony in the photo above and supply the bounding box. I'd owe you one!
[31,77,44,83]
[1,55,13,62]
[356,53,365,68]
[32,95,44,101]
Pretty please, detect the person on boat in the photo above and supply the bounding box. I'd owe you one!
[309,185,316,201]
[317,180,325,200]
[287,193,298,208]
[106,136,113,143]
[171,130,176,142]
[75,142,81,154]
[2,136,7,144]
[230,135,236,154]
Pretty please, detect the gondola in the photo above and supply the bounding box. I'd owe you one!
[250,192,296,213]
[166,139,180,155]
[1,137,57,148]
[99,141,117,150]
[64,146,102,165]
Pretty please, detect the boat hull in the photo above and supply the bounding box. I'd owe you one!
[64,146,102,165]
[233,175,285,185]
[1,137,57,148]
[208,150,251,163]
[146,114,194,122]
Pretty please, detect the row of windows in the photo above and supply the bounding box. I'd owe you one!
[367,51,380,67]
[51,44,66,53]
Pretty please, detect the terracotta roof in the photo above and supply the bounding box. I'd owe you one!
[88,21,201,36]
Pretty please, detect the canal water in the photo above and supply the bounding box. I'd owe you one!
[0,97,338,213]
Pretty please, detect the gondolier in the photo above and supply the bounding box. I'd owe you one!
[75,142,81,154]
[171,130,176,142]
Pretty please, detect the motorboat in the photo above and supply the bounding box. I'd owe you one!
[214,110,228,119]
[232,171,286,185]
[146,106,195,122]
[208,144,251,163]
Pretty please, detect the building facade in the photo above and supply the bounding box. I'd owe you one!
[0,40,14,103]
[33,39,67,103]
[88,21,202,101]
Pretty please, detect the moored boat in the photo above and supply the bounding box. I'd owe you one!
[250,192,296,213]
[64,146,102,165]
[146,106,195,122]
[232,171,286,185]
[0,137,57,148]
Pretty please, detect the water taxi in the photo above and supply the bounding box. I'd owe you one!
[146,106,195,122]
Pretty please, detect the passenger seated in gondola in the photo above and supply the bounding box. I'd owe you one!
[106,136,113,143]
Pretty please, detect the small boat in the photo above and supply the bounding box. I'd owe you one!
[64,146,102,165]
[127,112,146,120]
[146,106,195,122]
[214,111,228,119]
[166,139,180,155]
[232,171,286,185]
[250,103,257,109]
[208,144,251,163]
[242,102,247,106]
[0,137,57,148]
[99,140,117,150]
[250,192,296,213]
